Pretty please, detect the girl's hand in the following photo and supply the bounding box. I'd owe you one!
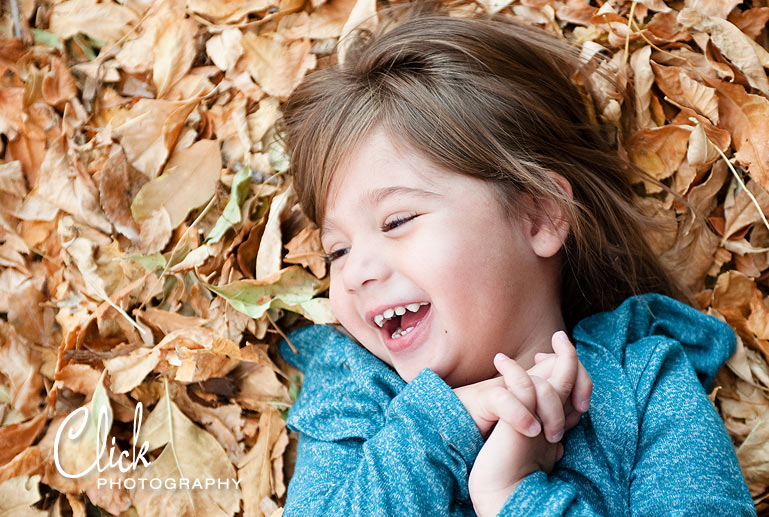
[468,347,576,517]
[468,419,561,517]
[452,331,592,440]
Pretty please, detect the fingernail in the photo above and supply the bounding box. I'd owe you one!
[577,397,590,412]
[555,330,570,346]
[526,421,541,437]
[551,429,564,442]
[494,352,509,364]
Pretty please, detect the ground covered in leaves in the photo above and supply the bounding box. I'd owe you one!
[0,0,768,515]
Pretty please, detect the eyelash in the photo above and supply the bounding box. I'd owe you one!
[323,214,419,265]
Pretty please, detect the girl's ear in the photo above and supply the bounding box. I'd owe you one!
[521,173,572,259]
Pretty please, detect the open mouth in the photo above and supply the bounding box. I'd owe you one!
[379,303,431,340]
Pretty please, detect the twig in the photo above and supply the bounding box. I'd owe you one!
[683,116,769,239]
[10,0,21,39]
[622,1,637,67]
[266,309,297,355]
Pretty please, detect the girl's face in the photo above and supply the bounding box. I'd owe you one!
[320,127,568,388]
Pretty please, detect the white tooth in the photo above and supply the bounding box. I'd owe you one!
[394,306,406,316]
[374,314,385,327]
[383,308,395,319]
[406,303,421,312]
[420,302,429,306]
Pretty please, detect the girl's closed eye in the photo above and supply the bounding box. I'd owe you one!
[381,212,419,232]
[323,213,420,265]
[324,247,349,265]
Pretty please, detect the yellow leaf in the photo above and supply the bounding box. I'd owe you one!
[130,385,241,516]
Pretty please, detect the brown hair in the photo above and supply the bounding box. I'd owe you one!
[278,1,694,332]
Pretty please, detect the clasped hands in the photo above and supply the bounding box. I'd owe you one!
[452,331,593,517]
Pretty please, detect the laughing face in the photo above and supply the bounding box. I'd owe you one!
[319,127,570,388]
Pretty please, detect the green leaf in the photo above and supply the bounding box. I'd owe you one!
[207,166,252,244]
[72,34,97,60]
[125,253,167,272]
[34,29,63,50]
[203,266,330,321]
[288,375,301,403]
[265,129,290,173]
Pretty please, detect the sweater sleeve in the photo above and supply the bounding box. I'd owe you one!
[494,471,600,516]
[626,337,755,516]
[495,336,755,516]
[282,366,484,517]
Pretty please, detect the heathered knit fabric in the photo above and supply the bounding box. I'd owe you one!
[278,293,755,516]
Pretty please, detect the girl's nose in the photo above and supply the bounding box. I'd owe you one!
[342,244,391,293]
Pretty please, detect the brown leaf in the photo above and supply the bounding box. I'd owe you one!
[0,475,47,516]
[131,139,222,228]
[660,214,721,293]
[308,0,357,39]
[682,159,729,216]
[0,411,47,466]
[130,390,241,516]
[0,323,43,418]
[103,346,163,394]
[256,183,293,280]
[48,0,138,44]
[41,57,78,109]
[683,0,741,19]
[711,80,769,192]
[678,8,769,97]
[153,7,197,98]
[187,0,275,23]
[170,384,245,464]
[137,307,209,336]
[713,270,754,318]
[728,8,769,41]
[723,180,769,241]
[627,125,691,189]
[237,409,286,517]
[748,289,769,341]
[651,62,719,124]
[240,33,317,100]
[97,145,142,241]
[283,224,326,279]
[54,364,101,396]
[206,29,244,71]
[737,413,769,495]
[0,447,43,485]
[630,46,655,129]
[236,362,291,414]
[28,139,112,234]
[114,98,199,179]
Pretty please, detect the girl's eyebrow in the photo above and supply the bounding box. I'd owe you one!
[366,185,441,205]
[321,186,440,237]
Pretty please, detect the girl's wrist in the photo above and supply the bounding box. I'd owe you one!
[470,480,522,517]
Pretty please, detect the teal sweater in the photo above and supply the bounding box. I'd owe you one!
[278,293,755,515]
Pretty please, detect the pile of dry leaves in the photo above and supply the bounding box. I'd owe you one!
[0,0,768,515]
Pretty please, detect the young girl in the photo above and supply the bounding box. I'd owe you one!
[275,3,755,515]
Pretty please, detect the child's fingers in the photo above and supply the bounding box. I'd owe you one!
[494,352,536,411]
[565,407,583,429]
[530,375,566,443]
[549,331,578,404]
[527,354,555,379]
[534,352,553,364]
[486,386,541,438]
[570,358,593,413]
